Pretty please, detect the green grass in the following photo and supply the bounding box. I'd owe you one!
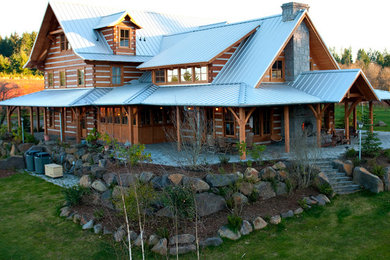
[1,173,390,259]
[335,104,390,131]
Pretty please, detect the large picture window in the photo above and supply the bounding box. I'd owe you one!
[195,66,207,82]
[154,66,208,84]
[180,68,193,82]
[252,108,272,136]
[112,66,122,85]
[167,69,179,83]
[119,29,130,47]
[224,108,235,136]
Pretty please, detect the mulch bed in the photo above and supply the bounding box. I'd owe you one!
[0,170,18,179]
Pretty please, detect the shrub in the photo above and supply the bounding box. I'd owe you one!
[317,183,333,197]
[237,141,247,158]
[371,164,385,178]
[248,190,259,203]
[156,227,170,239]
[362,132,382,158]
[218,154,230,165]
[352,157,362,167]
[248,144,266,165]
[218,166,226,174]
[227,214,242,233]
[163,185,195,220]
[63,185,89,206]
[86,128,100,143]
[93,209,104,221]
[345,148,357,158]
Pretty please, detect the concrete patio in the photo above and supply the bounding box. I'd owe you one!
[144,131,390,166]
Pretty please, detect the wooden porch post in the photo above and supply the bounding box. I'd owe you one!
[29,107,34,135]
[239,107,246,160]
[284,105,290,153]
[60,108,65,142]
[176,106,181,151]
[75,108,81,144]
[344,101,350,141]
[128,106,133,144]
[315,104,321,148]
[353,106,357,131]
[6,106,12,132]
[17,107,21,128]
[43,108,48,135]
[369,101,374,133]
[36,107,40,132]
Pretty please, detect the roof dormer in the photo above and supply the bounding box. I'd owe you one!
[94,11,141,55]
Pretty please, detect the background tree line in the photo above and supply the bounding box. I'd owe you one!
[330,47,390,90]
[0,32,42,77]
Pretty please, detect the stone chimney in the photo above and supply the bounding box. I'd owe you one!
[281,2,309,22]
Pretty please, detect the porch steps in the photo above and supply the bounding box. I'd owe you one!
[313,159,361,195]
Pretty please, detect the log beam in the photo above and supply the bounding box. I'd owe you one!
[284,105,290,153]
[43,108,48,135]
[369,101,374,133]
[60,108,65,142]
[239,107,246,160]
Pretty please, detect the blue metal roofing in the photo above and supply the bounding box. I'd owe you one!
[92,83,152,106]
[137,20,261,69]
[213,11,305,87]
[375,89,390,101]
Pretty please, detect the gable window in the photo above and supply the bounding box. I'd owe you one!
[77,69,85,86]
[180,68,193,82]
[271,60,284,80]
[224,108,235,136]
[60,34,69,51]
[167,69,179,83]
[60,71,66,87]
[48,72,54,87]
[119,29,130,47]
[112,66,122,85]
[195,66,208,82]
[155,70,165,83]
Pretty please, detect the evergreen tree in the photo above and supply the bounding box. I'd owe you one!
[356,49,370,67]
[341,47,353,65]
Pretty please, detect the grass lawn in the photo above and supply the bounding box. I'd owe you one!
[1,173,390,259]
[335,104,390,131]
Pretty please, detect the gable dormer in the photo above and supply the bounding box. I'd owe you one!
[94,11,142,56]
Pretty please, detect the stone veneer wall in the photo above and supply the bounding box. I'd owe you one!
[284,22,310,81]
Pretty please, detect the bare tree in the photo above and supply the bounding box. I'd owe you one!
[0,81,20,125]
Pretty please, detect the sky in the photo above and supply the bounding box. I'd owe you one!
[1,0,389,56]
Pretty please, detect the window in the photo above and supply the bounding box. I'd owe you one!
[107,108,113,123]
[49,110,55,127]
[263,109,271,135]
[155,70,165,83]
[114,107,121,124]
[224,108,235,136]
[119,29,130,47]
[252,108,272,136]
[195,66,208,82]
[153,108,163,125]
[60,34,69,51]
[140,109,151,126]
[180,68,193,82]
[253,110,260,135]
[206,108,214,134]
[121,107,128,124]
[100,108,106,123]
[271,60,283,80]
[48,73,54,87]
[167,69,179,83]
[60,71,66,87]
[112,66,122,85]
[77,69,85,86]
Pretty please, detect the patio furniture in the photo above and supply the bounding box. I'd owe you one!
[271,134,282,142]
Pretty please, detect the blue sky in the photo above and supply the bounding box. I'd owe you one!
[1,0,389,56]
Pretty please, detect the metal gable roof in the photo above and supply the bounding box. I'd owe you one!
[375,89,390,101]
[94,11,141,29]
[213,11,306,87]
[137,20,261,69]
[290,69,378,102]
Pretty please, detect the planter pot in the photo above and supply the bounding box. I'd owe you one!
[44,134,50,141]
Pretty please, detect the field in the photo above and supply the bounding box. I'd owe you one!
[1,172,390,259]
[0,77,44,98]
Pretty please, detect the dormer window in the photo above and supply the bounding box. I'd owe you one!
[167,69,179,83]
[60,34,70,51]
[153,66,208,85]
[155,70,165,83]
[119,29,130,48]
[180,68,193,82]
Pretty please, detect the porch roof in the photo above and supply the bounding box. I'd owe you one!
[0,88,112,107]
[375,89,390,101]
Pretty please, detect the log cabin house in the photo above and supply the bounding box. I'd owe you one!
[2,1,390,159]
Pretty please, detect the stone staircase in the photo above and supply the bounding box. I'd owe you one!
[314,159,361,195]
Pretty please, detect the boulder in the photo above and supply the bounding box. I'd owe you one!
[272,161,287,171]
[151,238,168,255]
[74,159,83,169]
[270,215,281,225]
[139,171,154,183]
[60,206,71,217]
[218,226,241,240]
[112,186,130,200]
[98,159,107,168]
[81,153,92,162]
[103,226,113,235]
[182,176,210,192]
[239,220,253,235]
[275,182,287,195]
[148,234,160,246]
[244,168,259,182]
[91,180,108,193]
[91,166,106,179]
[10,144,17,156]
[134,234,146,247]
[128,230,138,242]
[169,234,195,245]
[333,160,353,176]
[73,213,81,223]
[384,167,390,192]
[65,147,77,154]
[259,167,277,180]
[303,197,317,205]
[314,194,330,204]
[199,237,223,247]
[205,174,238,187]
[114,228,125,242]
[101,189,112,201]
[79,175,92,188]
[0,156,25,170]
[281,210,294,218]
[169,244,196,255]
[311,195,326,206]
[103,172,117,186]
[353,167,384,193]
[313,172,334,196]
[155,207,174,218]
[92,154,102,165]
[253,216,268,230]
[118,173,137,187]
[18,143,34,153]
[238,182,254,196]
[195,193,226,217]
[168,174,184,185]
[254,182,276,200]
[151,175,172,190]
[82,219,94,230]
[294,207,304,215]
[277,170,289,181]
[94,224,102,234]
[232,192,248,207]
[66,154,76,164]
[377,120,387,127]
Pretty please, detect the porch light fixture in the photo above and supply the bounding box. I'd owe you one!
[215,107,219,111]
[160,107,163,110]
